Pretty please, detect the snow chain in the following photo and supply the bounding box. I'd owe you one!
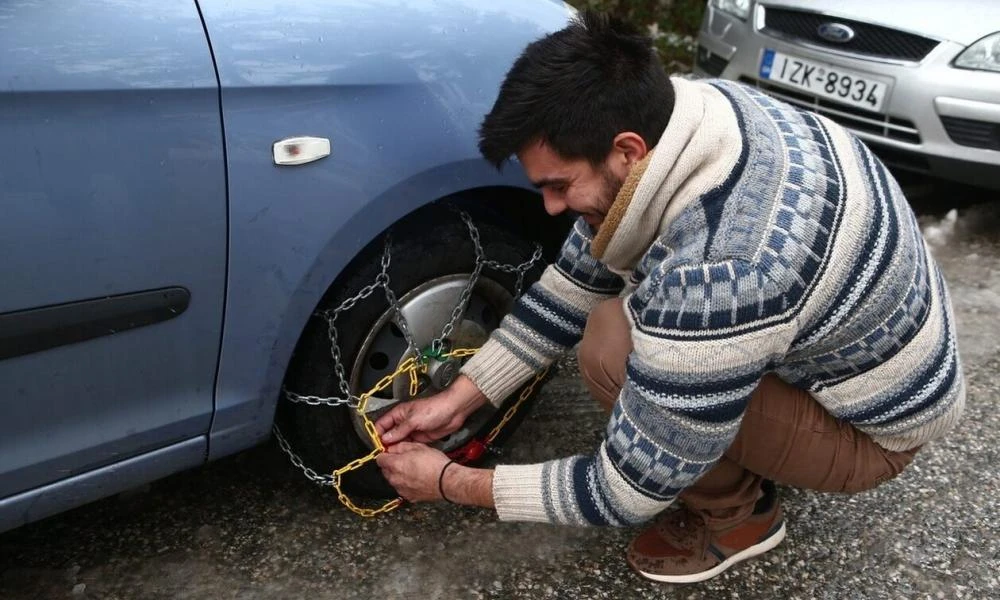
[273,210,546,518]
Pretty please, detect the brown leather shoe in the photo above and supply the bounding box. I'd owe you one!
[626,486,785,583]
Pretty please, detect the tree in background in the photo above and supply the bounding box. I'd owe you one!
[566,0,705,73]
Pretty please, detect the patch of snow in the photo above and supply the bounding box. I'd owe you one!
[921,208,958,247]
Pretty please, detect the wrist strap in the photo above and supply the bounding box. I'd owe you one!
[438,459,457,504]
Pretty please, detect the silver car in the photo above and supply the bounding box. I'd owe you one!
[695,0,1000,190]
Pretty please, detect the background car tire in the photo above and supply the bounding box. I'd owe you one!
[278,206,549,498]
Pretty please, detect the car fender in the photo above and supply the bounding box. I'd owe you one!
[199,0,573,459]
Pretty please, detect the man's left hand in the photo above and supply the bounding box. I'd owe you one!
[375,442,450,502]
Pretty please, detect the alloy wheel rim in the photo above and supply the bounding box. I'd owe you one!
[348,274,513,451]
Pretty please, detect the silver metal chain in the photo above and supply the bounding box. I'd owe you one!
[485,248,544,299]
[433,211,486,353]
[275,209,544,486]
[283,390,354,407]
[273,425,336,486]
[282,237,419,409]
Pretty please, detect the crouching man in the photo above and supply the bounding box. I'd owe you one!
[375,12,964,583]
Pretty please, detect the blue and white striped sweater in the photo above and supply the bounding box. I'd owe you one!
[460,77,964,526]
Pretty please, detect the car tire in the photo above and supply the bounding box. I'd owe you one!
[278,207,548,498]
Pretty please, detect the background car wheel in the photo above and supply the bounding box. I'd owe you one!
[278,207,548,498]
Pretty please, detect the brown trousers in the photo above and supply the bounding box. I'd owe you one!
[578,299,918,529]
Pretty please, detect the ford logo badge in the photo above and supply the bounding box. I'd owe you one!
[817,22,855,43]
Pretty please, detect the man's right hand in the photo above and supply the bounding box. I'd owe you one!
[375,374,488,445]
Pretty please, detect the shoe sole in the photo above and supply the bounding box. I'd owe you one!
[632,521,786,584]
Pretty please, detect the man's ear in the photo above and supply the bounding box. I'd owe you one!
[611,132,648,167]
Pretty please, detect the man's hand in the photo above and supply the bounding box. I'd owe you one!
[375,442,451,502]
[375,442,496,507]
[375,374,487,444]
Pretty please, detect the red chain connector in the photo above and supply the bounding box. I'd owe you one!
[447,438,488,463]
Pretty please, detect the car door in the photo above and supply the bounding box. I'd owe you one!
[0,1,226,499]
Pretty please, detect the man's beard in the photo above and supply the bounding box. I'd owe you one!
[570,167,626,230]
[600,166,625,212]
[589,166,625,228]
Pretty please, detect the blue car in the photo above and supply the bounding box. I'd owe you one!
[0,0,573,532]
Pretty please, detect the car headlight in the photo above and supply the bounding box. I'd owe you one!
[955,32,1000,73]
[711,0,751,21]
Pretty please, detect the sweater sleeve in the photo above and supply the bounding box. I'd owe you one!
[492,258,795,526]
[460,218,624,405]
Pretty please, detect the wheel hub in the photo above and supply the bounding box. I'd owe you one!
[427,357,458,390]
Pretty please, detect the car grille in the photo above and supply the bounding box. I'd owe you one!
[940,116,1000,151]
[761,7,940,62]
[738,76,922,144]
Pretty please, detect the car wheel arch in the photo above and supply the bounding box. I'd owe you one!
[274,183,563,399]
[207,171,566,462]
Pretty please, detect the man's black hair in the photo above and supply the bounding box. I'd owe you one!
[478,10,675,169]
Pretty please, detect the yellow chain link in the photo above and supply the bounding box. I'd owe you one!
[484,366,549,445]
[331,348,547,517]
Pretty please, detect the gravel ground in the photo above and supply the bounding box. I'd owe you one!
[1,199,998,600]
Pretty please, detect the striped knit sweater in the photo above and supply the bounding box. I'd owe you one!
[460,77,965,527]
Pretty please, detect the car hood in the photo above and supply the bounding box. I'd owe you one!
[763,0,1000,45]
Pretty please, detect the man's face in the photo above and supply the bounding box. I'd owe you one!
[517,140,625,229]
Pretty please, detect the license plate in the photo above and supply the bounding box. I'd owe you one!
[759,49,891,113]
